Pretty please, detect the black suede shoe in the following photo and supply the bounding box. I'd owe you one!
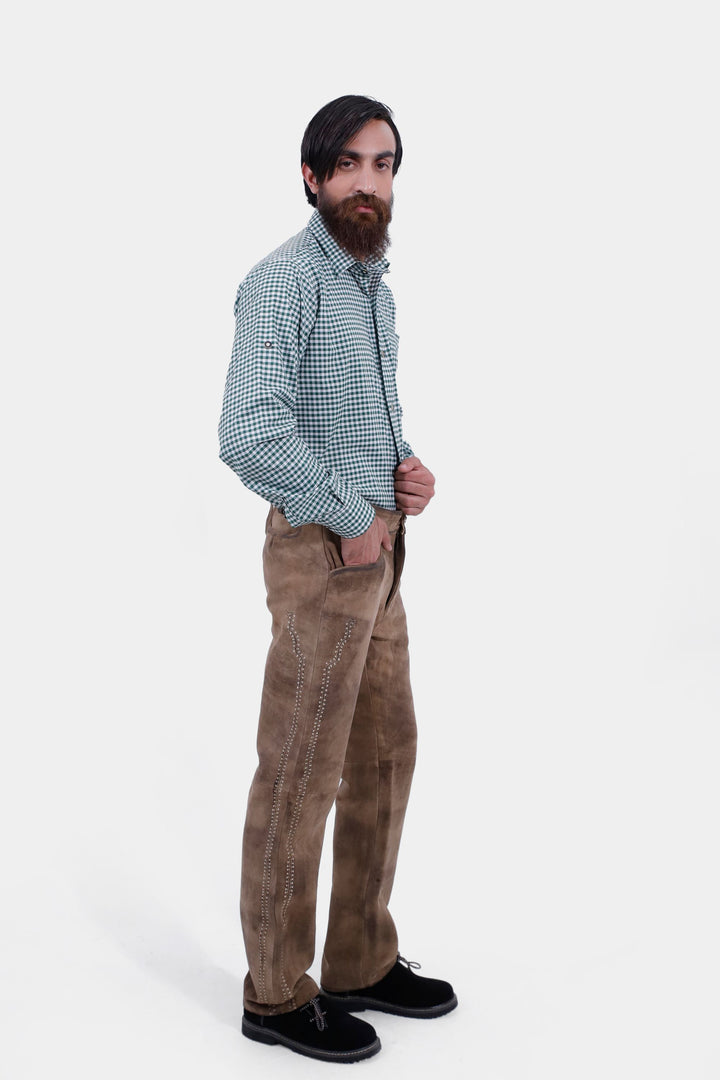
[322,955,458,1018]
[242,994,381,1062]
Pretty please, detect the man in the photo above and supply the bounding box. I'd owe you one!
[219,95,456,1063]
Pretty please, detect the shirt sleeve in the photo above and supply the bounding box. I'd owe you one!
[218,259,375,538]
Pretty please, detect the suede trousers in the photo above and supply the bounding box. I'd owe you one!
[241,505,417,1015]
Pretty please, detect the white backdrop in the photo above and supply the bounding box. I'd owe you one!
[2,2,719,1077]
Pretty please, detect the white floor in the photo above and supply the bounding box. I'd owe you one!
[3,582,719,1079]
[4,821,719,1080]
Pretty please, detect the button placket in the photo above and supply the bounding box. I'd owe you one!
[371,300,404,461]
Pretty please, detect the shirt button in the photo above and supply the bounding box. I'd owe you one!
[264,341,273,348]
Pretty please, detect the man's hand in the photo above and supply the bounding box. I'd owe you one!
[340,514,393,567]
[394,456,436,516]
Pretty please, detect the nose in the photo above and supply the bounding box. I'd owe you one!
[354,164,376,194]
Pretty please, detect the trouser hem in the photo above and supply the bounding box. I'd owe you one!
[321,953,397,994]
[243,973,320,1016]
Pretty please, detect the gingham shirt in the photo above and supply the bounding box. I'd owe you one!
[218,210,412,538]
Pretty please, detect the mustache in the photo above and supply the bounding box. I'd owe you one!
[339,193,391,217]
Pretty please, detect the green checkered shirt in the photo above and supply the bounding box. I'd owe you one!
[218,210,412,538]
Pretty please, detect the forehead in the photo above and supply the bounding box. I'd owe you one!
[342,119,396,155]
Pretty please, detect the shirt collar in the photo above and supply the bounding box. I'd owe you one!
[307,210,390,280]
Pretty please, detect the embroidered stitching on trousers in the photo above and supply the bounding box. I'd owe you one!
[278,618,356,1000]
[256,612,305,1004]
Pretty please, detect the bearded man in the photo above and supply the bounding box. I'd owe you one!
[219,95,457,1063]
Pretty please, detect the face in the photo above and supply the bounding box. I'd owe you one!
[302,119,396,260]
[302,119,397,211]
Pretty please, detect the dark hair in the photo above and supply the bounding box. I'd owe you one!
[301,95,403,207]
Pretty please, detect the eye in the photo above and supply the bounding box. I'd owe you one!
[338,159,355,169]
[376,161,390,170]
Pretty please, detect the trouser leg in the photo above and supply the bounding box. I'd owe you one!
[241,507,403,1015]
[321,575,417,992]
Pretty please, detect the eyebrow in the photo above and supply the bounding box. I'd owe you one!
[339,150,396,161]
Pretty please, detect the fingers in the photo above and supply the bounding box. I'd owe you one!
[394,462,436,516]
[394,479,434,496]
[395,497,429,513]
[395,465,435,487]
[395,485,432,511]
[341,540,380,566]
[395,455,421,473]
[340,514,396,565]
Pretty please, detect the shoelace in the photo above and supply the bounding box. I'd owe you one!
[398,953,422,972]
[302,996,328,1031]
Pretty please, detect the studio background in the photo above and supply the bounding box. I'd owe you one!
[2,2,718,1077]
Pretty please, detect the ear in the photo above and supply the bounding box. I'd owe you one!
[301,162,320,195]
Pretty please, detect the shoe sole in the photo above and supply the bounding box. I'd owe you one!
[322,991,459,1019]
[241,1015,382,1063]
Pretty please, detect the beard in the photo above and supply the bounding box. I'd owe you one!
[317,191,392,262]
